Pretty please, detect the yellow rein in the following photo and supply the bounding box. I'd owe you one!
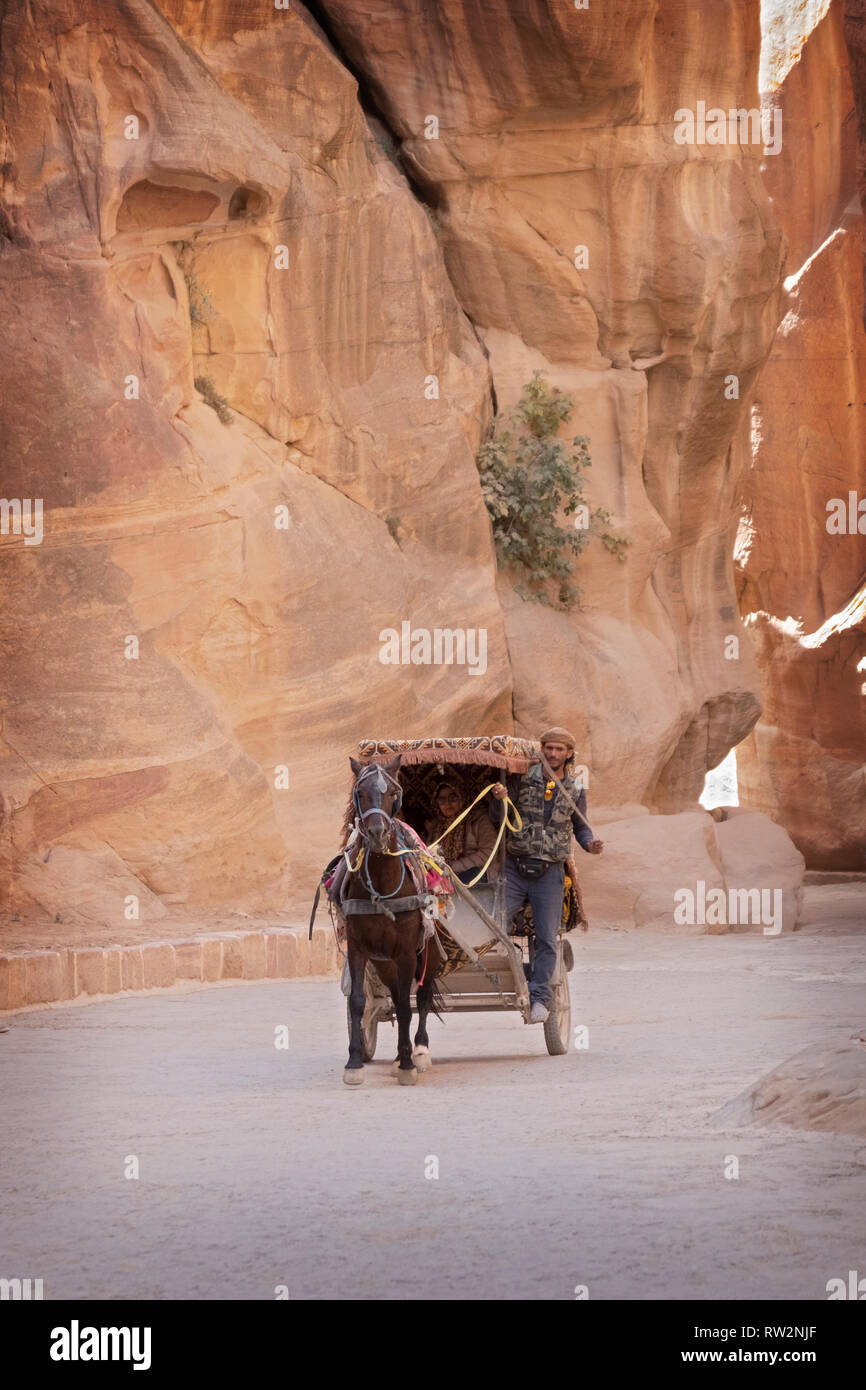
[343,844,365,873]
[413,782,523,889]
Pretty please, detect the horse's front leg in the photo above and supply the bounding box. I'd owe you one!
[413,953,434,1073]
[344,938,368,1087]
[393,949,417,1086]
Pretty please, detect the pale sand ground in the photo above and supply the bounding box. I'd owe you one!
[0,885,863,1300]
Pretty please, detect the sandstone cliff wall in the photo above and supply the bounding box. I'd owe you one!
[735,0,866,868]
[0,0,859,934]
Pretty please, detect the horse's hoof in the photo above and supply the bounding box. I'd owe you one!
[390,1058,400,1076]
[412,1046,432,1072]
[343,1066,365,1087]
[397,1067,418,1086]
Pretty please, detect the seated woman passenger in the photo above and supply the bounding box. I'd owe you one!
[424,780,498,884]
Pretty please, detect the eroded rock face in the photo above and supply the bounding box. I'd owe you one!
[0,0,506,929]
[735,0,866,869]
[309,0,784,810]
[0,0,854,931]
[843,0,866,325]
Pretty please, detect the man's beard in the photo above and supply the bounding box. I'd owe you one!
[545,751,573,773]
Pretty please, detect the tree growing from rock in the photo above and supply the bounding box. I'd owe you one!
[478,372,629,609]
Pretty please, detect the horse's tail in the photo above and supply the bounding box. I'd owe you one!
[417,935,446,1020]
[308,881,323,941]
[427,973,446,1022]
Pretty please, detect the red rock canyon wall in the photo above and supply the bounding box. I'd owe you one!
[735,0,866,869]
[0,0,861,934]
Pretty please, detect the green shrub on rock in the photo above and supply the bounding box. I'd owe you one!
[478,372,629,609]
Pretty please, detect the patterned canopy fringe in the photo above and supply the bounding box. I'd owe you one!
[341,735,538,844]
[357,735,537,771]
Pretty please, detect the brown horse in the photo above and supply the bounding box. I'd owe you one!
[342,755,442,1087]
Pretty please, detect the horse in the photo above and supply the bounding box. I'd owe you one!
[341,754,443,1088]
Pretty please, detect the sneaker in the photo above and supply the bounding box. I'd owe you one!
[529,1000,549,1024]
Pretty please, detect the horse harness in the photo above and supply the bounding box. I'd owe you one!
[309,763,435,939]
[310,764,519,993]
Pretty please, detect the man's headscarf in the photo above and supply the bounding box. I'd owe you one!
[539,726,577,750]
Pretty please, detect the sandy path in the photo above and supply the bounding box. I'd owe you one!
[1,887,864,1300]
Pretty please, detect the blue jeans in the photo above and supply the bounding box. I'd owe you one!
[504,858,564,1007]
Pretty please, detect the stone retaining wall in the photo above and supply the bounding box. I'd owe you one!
[0,927,340,1014]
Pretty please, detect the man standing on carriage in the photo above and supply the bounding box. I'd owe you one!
[492,727,603,1024]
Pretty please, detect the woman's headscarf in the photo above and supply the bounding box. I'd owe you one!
[427,780,466,861]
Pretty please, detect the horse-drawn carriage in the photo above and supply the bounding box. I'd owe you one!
[317,735,584,1084]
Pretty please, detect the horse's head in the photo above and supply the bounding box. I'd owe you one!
[349,754,403,853]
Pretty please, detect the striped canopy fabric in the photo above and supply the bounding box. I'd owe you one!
[355,734,537,774]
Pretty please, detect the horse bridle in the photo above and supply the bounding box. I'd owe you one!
[349,762,413,915]
[352,763,403,836]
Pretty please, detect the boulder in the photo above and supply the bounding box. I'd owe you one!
[714,811,805,934]
[715,1037,866,1135]
[579,809,804,932]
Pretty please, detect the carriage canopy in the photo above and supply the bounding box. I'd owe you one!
[344,735,539,844]
[355,734,538,775]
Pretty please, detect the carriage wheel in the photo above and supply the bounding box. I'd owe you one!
[346,999,379,1063]
[544,949,572,1056]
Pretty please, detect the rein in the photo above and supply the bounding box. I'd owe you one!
[422,783,522,887]
[347,764,413,921]
[313,765,524,938]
